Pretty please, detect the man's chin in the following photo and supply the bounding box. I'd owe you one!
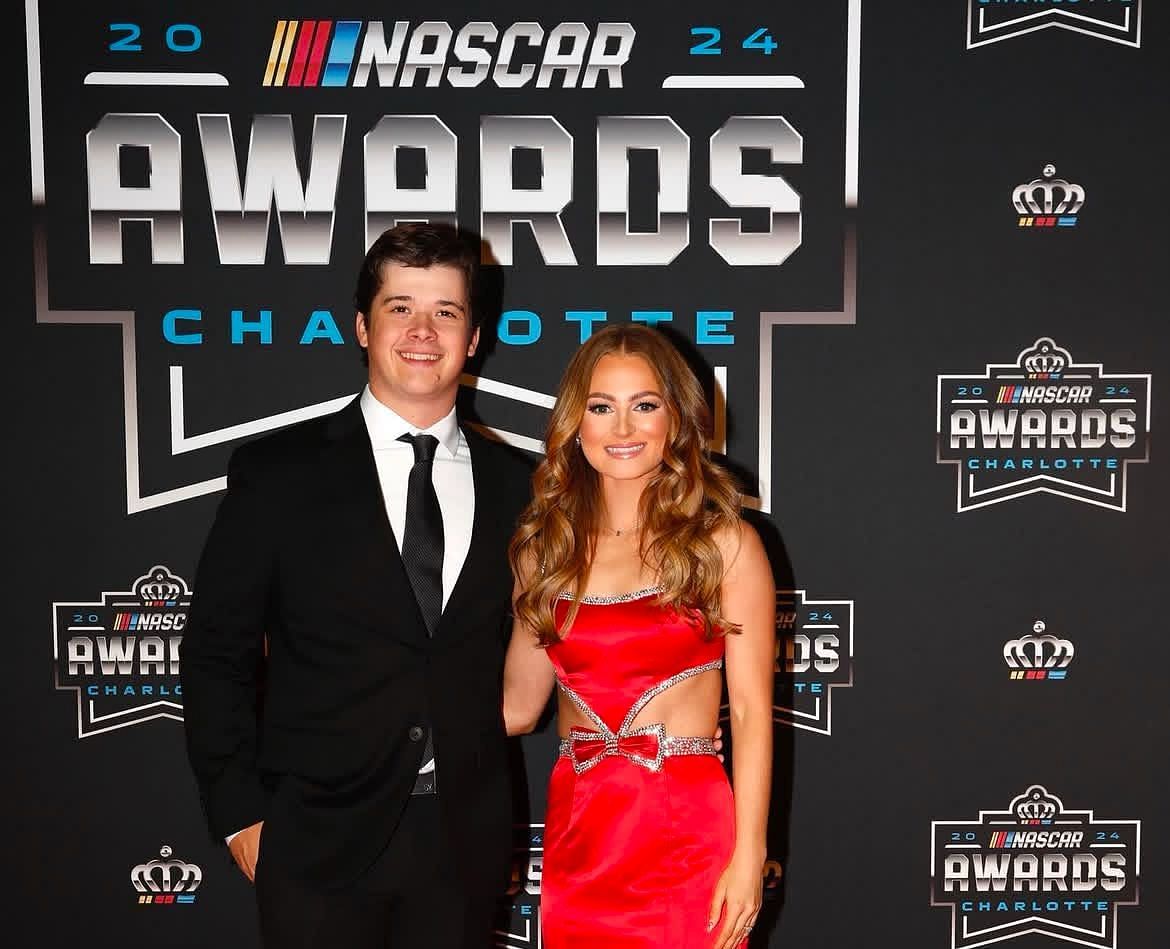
[382,378,460,404]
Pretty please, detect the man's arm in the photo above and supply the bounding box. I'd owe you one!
[181,444,275,847]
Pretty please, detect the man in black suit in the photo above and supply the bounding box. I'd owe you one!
[181,222,534,948]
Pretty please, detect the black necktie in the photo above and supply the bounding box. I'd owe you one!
[397,432,443,795]
[397,432,444,635]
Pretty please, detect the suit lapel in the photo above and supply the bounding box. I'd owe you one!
[435,424,510,638]
[325,397,431,646]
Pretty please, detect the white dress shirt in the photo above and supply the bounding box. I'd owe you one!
[359,386,475,608]
[225,389,475,843]
[361,386,475,783]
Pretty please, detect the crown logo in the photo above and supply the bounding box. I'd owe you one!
[1013,164,1085,216]
[130,846,203,894]
[1003,619,1075,680]
[132,566,189,604]
[1017,337,1071,376]
[1010,785,1061,822]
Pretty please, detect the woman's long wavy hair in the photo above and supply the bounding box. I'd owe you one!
[509,324,743,645]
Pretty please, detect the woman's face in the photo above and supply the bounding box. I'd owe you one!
[577,352,670,484]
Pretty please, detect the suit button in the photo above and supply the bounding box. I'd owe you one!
[408,726,424,742]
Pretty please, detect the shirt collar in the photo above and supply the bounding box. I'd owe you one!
[359,386,461,458]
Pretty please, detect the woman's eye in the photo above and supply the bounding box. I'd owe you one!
[586,404,611,414]
[635,401,661,412]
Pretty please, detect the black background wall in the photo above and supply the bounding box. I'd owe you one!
[12,1,1168,946]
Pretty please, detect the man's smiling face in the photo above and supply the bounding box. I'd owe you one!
[356,262,479,427]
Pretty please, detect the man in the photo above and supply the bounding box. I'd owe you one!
[181,222,534,948]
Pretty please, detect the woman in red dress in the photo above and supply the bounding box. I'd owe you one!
[503,324,776,949]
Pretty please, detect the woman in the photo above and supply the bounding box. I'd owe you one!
[503,324,776,949]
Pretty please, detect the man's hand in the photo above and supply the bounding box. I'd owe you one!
[228,820,264,882]
[713,724,724,762]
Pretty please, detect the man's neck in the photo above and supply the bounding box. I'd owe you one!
[367,386,457,431]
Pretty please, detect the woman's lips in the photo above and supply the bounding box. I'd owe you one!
[604,442,646,459]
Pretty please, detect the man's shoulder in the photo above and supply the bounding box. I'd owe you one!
[463,425,536,503]
[465,427,536,475]
[230,403,353,474]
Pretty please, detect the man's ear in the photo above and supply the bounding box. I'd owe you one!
[355,311,369,347]
[467,325,481,357]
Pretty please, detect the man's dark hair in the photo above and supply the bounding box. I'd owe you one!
[352,221,482,328]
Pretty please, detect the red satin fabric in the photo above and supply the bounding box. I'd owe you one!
[542,592,744,948]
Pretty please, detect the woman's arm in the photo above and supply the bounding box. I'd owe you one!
[707,520,776,949]
[502,570,558,736]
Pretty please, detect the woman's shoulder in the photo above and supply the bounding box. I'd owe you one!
[710,517,766,579]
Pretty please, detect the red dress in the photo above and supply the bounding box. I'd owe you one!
[542,587,744,948]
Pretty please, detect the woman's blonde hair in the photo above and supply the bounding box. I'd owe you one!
[508,323,743,645]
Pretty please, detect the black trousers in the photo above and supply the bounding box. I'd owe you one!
[255,795,495,949]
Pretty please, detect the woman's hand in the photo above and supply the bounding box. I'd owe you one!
[707,849,763,948]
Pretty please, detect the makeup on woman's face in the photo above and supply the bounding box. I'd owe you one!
[577,353,669,482]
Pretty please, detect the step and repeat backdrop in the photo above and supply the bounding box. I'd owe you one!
[14,0,1167,946]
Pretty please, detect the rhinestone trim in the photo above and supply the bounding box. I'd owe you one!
[556,585,664,605]
[618,658,722,732]
[557,733,718,773]
[555,658,724,774]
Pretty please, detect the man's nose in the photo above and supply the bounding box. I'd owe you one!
[405,312,438,337]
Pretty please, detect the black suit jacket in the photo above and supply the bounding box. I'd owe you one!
[181,396,534,891]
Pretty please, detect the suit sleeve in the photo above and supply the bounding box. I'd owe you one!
[181,443,275,841]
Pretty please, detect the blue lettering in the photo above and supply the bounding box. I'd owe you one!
[696,310,735,345]
[163,308,203,344]
[632,310,673,328]
[498,310,542,345]
[566,310,607,342]
[231,309,273,344]
[299,310,344,345]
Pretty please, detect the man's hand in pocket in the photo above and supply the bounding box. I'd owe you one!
[228,821,264,882]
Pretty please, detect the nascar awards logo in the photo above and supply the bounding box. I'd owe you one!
[1014,164,1084,228]
[52,566,189,737]
[496,823,543,948]
[936,338,1151,512]
[931,785,1141,948]
[756,589,854,736]
[131,845,202,906]
[968,1,1142,50]
[1004,620,1074,681]
[261,20,635,89]
[28,1,862,520]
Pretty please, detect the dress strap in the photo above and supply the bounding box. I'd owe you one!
[618,658,723,734]
[556,678,611,736]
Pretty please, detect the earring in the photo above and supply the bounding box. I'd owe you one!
[575,434,581,446]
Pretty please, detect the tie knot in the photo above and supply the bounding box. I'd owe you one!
[398,432,439,463]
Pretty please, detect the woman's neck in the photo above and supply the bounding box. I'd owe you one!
[598,476,649,535]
